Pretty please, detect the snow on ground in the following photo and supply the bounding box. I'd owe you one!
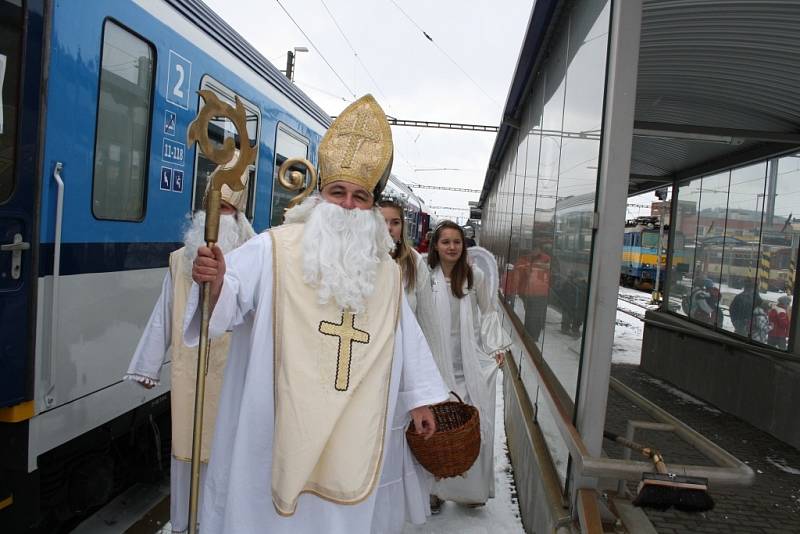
[617,286,660,309]
[612,287,656,365]
[612,308,645,365]
[403,373,525,534]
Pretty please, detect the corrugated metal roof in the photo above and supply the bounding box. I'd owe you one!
[165,0,332,128]
[631,0,800,193]
[480,0,800,201]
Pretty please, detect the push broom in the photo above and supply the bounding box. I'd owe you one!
[603,430,715,512]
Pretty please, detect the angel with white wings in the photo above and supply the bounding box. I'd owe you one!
[424,221,511,510]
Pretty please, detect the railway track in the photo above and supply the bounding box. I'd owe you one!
[617,290,655,321]
[616,303,645,321]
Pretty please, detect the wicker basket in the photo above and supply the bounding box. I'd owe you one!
[405,392,481,479]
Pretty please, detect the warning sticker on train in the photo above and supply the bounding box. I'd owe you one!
[160,167,172,191]
[164,110,176,136]
[173,170,184,193]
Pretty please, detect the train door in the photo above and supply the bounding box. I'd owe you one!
[36,6,161,413]
[0,0,43,411]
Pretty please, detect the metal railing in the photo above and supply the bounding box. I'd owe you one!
[499,299,754,492]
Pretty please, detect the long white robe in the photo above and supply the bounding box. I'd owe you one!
[429,265,510,504]
[183,233,448,533]
[124,271,208,534]
[371,250,445,533]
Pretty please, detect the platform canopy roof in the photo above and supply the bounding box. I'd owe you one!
[481,0,800,203]
[630,0,800,194]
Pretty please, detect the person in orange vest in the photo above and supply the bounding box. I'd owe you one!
[512,243,551,343]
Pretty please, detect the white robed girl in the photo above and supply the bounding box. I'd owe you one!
[427,221,510,510]
[372,199,446,531]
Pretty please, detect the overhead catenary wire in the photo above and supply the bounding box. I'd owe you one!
[319,0,389,101]
[296,81,352,102]
[316,0,418,171]
[275,0,356,98]
[387,0,500,107]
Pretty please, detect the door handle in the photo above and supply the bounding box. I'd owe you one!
[1,233,30,280]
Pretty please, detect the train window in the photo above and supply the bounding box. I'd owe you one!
[91,21,154,221]
[0,1,23,203]
[191,76,259,220]
[642,232,659,249]
[270,124,309,227]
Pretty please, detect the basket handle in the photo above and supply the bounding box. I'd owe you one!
[449,391,465,404]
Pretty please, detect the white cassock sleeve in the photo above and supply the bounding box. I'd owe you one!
[398,294,449,410]
[124,272,173,387]
[183,235,267,347]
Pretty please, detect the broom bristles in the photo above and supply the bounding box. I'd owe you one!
[674,488,715,512]
[632,472,715,513]
[633,482,674,511]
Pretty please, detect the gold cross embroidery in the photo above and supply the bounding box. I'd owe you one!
[318,311,370,391]
[338,110,381,169]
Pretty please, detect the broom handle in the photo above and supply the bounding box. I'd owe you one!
[603,431,669,473]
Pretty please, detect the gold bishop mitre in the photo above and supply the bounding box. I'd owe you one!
[319,94,393,196]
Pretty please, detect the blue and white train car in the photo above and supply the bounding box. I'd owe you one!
[0,0,329,530]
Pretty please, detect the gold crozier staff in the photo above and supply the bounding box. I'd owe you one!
[185,90,256,534]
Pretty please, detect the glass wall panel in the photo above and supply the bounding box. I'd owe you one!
[720,163,767,337]
[505,88,544,318]
[479,0,611,489]
[541,0,610,401]
[500,142,520,267]
[495,165,508,267]
[507,125,529,272]
[688,172,730,327]
[496,0,610,487]
[666,154,800,352]
[667,180,702,315]
[524,33,567,352]
[760,156,800,349]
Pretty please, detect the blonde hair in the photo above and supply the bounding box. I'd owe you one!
[378,199,417,292]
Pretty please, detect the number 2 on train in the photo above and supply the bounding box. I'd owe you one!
[166,50,192,109]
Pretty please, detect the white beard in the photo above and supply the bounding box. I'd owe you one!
[297,197,393,314]
[182,211,256,275]
[283,194,322,224]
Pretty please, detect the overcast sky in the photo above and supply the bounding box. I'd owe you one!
[204,0,534,223]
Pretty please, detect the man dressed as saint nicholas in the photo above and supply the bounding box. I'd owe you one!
[187,94,449,533]
[124,167,255,533]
